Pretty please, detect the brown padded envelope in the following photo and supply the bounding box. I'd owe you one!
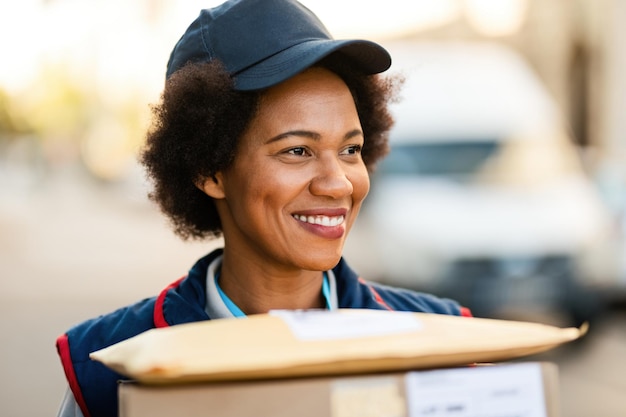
[90,309,582,384]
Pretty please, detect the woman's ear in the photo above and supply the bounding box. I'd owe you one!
[196,173,226,199]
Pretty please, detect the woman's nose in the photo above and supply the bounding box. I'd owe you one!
[309,156,353,198]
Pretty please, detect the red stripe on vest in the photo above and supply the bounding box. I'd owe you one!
[358,277,393,311]
[56,333,92,417]
[460,306,473,317]
[153,276,186,328]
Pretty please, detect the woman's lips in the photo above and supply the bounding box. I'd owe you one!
[292,212,347,239]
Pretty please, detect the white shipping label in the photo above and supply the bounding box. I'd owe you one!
[405,363,547,417]
[269,309,422,341]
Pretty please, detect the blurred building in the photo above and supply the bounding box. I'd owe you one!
[385,0,625,167]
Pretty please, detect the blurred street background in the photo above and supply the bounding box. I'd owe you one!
[1,0,625,416]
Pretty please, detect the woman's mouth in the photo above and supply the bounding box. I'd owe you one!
[292,214,345,227]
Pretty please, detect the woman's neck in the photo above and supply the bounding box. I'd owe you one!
[218,252,326,315]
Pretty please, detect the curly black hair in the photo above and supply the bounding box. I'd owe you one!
[140,55,400,240]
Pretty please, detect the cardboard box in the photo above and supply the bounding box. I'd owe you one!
[119,361,559,417]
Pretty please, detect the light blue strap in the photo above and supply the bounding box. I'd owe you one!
[215,273,246,318]
[321,272,332,309]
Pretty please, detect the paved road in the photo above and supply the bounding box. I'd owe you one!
[1,173,624,416]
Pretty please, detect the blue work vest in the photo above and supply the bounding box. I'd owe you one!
[56,249,467,417]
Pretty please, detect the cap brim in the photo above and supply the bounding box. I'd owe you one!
[233,39,391,91]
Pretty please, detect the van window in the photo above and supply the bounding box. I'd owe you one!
[378,141,499,179]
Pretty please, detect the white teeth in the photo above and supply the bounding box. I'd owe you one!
[294,214,345,227]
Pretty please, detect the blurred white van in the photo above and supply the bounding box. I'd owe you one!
[344,41,620,325]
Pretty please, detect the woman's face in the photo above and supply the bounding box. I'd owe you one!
[205,67,369,272]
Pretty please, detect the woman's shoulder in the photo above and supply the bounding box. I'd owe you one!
[363,280,468,316]
[60,296,159,363]
[334,257,468,316]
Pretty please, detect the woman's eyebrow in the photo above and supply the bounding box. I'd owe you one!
[266,129,363,144]
[266,130,320,144]
[344,129,364,140]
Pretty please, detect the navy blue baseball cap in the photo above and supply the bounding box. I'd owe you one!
[165,0,392,91]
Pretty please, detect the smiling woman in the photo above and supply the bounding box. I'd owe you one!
[54,1,470,416]
[197,68,370,276]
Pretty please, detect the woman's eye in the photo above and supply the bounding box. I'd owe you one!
[341,145,362,155]
[287,147,309,156]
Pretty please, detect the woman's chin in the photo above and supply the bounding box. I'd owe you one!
[299,252,343,272]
